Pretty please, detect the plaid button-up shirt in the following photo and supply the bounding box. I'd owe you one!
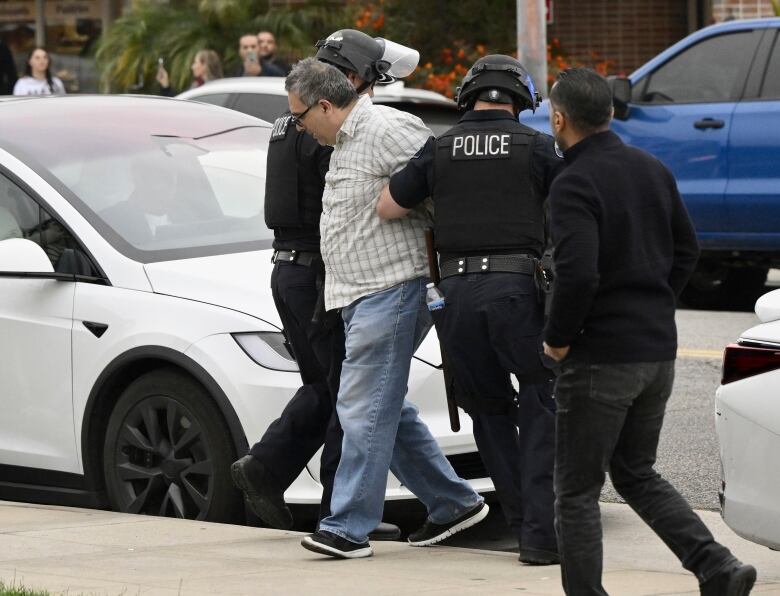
[320,95,434,309]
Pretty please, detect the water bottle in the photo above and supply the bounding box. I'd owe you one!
[425,282,445,311]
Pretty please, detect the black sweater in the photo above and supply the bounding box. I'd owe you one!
[543,131,699,363]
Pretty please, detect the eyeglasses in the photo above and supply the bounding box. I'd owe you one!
[290,103,315,127]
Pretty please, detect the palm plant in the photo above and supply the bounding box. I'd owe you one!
[96,0,356,93]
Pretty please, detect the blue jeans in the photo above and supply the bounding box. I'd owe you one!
[554,359,734,595]
[318,277,483,544]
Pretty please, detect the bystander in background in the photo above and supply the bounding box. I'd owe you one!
[235,33,284,77]
[13,48,65,96]
[156,49,223,97]
[258,30,291,74]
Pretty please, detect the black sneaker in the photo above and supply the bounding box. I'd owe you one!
[700,560,756,596]
[230,455,293,530]
[408,502,489,546]
[519,547,560,566]
[368,522,402,541]
[301,530,373,559]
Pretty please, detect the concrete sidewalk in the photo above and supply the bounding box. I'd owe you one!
[0,500,778,595]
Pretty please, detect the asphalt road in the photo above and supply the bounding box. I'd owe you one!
[430,305,766,553]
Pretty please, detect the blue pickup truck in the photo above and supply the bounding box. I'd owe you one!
[524,18,780,309]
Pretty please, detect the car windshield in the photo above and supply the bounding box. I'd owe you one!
[27,124,272,263]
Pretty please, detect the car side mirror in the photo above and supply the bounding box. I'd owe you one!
[0,238,54,274]
[607,76,631,121]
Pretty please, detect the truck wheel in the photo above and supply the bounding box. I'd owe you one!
[681,265,768,311]
[103,368,240,522]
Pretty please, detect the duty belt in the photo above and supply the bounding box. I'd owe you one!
[440,254,536,279]
[271,249,321,267]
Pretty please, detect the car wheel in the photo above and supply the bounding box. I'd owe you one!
[681,265,768,311]
[103,368,240,522]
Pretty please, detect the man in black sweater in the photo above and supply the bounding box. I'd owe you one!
[542,68,755,596]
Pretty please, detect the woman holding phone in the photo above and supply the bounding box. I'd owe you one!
[156,49,223,96]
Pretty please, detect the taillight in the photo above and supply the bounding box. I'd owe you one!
[721,343,780,385]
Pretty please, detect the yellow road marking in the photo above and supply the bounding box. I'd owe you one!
[677,348,723,360]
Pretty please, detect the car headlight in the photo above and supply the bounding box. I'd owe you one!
[232,332,299,372]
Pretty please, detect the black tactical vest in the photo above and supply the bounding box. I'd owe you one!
[433,117,545,254]
[264,113,324,229]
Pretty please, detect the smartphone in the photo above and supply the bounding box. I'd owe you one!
[246,50,257,63]
[157,57,165,71]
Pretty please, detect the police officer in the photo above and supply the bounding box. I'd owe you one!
[231,29,414,539]
[377,55,562,565]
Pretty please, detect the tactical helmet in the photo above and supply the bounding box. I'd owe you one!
[315,29,389,84]
[455,55,541,113]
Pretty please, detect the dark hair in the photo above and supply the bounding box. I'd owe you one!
[549,68,612,133]
[24,47,55,93]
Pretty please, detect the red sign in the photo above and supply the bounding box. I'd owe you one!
[546,0,554,25]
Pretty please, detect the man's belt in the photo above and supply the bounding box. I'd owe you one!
[440,254,536,279]
[271,249,321,267]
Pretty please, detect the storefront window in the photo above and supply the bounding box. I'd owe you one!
[0,0,115,93]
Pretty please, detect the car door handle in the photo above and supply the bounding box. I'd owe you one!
[694,118,725,130]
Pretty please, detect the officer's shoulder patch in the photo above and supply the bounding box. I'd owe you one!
[270,115,292,141]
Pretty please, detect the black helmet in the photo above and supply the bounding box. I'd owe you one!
[455,55,541,113]
[315,29,390,84]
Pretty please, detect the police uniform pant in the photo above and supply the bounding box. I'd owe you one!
[434,271,557,552]
[249,259,345,520]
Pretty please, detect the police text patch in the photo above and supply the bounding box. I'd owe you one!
[451,133,511,160]
[270,115,292,142]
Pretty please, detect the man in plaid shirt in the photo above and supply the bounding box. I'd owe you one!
[287,57,487,559]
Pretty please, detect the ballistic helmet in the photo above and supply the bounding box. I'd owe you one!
[315,29,388,83]
[455,55,541,113]
[315,30,420,85]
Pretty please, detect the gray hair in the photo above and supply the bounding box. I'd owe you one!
[285,57,357,108]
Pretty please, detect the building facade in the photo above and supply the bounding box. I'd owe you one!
[547,0,777,76]
[0,0,125,92]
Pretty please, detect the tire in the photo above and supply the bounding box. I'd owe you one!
[681,265,768,311]
[103,368,240,522]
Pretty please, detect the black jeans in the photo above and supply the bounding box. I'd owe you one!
[249,260,345,519]
[435,272,557,552]
[554,359,735,595]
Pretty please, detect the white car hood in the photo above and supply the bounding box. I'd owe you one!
[143,249,444,366]
[144,250,281,328]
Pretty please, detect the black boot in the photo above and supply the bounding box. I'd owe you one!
[230,455,294,530]
[700,560,757,596]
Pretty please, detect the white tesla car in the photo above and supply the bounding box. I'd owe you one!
[0,95,490,522]
[176,76,459,135]
[716,288,780,550]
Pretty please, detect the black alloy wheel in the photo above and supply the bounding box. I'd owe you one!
[103,368,239,522]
